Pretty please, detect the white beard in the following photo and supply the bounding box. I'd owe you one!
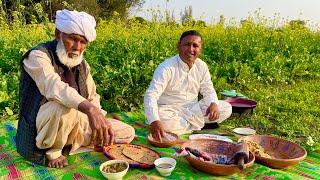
[56,40,83,68]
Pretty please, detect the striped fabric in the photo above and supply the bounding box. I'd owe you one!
[0,112,319,179]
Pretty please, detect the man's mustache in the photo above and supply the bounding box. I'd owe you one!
[70,51,80,58]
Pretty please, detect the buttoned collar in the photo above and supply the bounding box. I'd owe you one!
[177,55,196,72]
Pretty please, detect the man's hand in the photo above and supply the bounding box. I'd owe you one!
[78,100,114,147]
[150,121,165,142]
[205,102,220,121]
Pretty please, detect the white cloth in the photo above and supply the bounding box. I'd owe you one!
[55,9,96,42]
[144,55,232,134]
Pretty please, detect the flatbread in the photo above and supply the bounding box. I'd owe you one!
[122,146,144,161]
[122,145,159,165]
[105,145,136,164]
[104,144,160,166]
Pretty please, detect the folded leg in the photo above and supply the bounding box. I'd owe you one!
[199,100,232,124]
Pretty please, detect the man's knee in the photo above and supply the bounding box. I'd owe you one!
[204,100,232,124]
[42,101,81,125]
[115,125,135,144]
[121,125,135,143]
[36,101,81,142]
[217,100,232,123]
[109,119,135,144]
[38,101,71,118]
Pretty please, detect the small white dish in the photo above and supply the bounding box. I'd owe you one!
[100,160,129,180]
[189,134,233,143]
[154,157,176,177]
[233,127,256,135]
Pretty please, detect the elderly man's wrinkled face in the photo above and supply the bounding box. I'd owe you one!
[56,32,88,68]
[178,35,202,65]
[61,32,87,58]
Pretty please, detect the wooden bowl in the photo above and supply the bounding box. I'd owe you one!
[181,139,255,176]
[240,135,307,169]
[147,132,179,148]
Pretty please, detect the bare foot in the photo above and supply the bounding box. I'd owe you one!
[48,155,68,168]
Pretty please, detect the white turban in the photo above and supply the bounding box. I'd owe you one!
[55,9,97,42]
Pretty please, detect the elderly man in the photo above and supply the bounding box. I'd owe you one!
[144,30,232,141]
[16,10,135,168]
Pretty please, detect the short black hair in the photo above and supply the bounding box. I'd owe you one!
[179,30,202,41]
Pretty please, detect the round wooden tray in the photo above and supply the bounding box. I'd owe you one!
[103,144,160,168]
[182,139,255,176]
[239,135,307,169]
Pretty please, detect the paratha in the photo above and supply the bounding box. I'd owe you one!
[103,144,160,167]
[104,145,136,164]
[122,145,159,165]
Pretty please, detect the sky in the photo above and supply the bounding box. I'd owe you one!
[132,0,320,28]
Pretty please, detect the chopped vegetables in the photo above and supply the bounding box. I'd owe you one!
[244,140,272,158]
[102,162,127,173]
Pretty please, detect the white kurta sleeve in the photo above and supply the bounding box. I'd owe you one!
[144,65,170,124]
[199,63,219,106]
[23,50,87,109]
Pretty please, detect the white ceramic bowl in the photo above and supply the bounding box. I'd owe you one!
[154,157,176,177]
[100,160,129,180]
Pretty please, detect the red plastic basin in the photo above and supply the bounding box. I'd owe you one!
[225,97,257,114]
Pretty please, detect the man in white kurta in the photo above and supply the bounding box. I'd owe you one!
[144,30,232,140]
[24,50,135,162]
[19,10,135,168]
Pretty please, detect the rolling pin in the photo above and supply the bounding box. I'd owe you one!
[233,141,249,170]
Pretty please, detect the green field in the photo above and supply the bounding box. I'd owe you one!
[0,19,319,151]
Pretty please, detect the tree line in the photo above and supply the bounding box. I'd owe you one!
[0,0,145,24]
